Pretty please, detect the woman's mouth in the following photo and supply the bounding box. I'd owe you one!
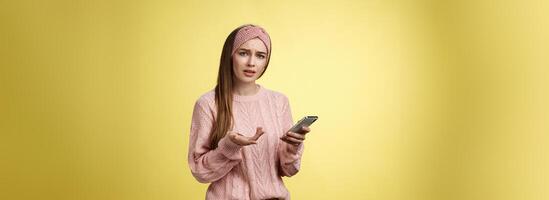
[243,70,256,77]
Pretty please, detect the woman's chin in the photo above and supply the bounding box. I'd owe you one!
[236,76,257,83]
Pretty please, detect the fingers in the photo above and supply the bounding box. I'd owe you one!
[284,135,303,143]
[280,131,305,146]
[248,127,265,145]
[228,131,253,146]
[286,131,305,140]
[280,136,301,146]
[250,127,265,141]
[239,135,257,145]
[231,127,265,146]
[242,139,257,145]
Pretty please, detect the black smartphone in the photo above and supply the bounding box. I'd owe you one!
[288,116,318,133]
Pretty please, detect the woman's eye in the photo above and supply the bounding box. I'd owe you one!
[257,54,265,59]
[239,52,247,56]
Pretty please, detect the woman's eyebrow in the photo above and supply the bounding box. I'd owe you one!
[238,48,266,54]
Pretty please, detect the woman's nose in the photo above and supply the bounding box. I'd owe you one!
[246,56,256,67]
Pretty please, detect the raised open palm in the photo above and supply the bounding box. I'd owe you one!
[228,127,265,146]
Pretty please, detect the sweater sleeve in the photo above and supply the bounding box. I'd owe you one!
[187,99,243,183]
[277,95,304,177]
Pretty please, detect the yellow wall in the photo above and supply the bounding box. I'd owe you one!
[1,0,547,199]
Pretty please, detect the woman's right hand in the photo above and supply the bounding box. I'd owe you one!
[228,127,265,146]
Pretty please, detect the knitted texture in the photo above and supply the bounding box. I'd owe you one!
[188,84,304,200]
[232,25,271,56]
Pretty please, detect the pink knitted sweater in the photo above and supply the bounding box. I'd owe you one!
[188,84,304,200]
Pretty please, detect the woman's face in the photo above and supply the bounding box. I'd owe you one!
[232,38,268,84]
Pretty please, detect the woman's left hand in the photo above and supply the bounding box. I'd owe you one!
[280,126,310,146]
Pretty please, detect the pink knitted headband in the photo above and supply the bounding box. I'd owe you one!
[231,25,271,56]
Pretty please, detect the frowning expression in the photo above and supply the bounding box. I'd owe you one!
[232,38,269,84]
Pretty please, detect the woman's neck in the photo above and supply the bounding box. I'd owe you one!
[233,82,259,96]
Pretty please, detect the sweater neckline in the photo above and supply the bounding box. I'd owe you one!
[233,84,265,102]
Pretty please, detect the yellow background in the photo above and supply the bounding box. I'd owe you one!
[1,0,548,199]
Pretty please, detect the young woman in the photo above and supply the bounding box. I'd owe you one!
[187,24,311,200]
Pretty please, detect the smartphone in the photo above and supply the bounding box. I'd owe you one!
[288,116,318,133]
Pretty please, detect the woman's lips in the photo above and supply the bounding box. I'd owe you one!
[243,70,256,77]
